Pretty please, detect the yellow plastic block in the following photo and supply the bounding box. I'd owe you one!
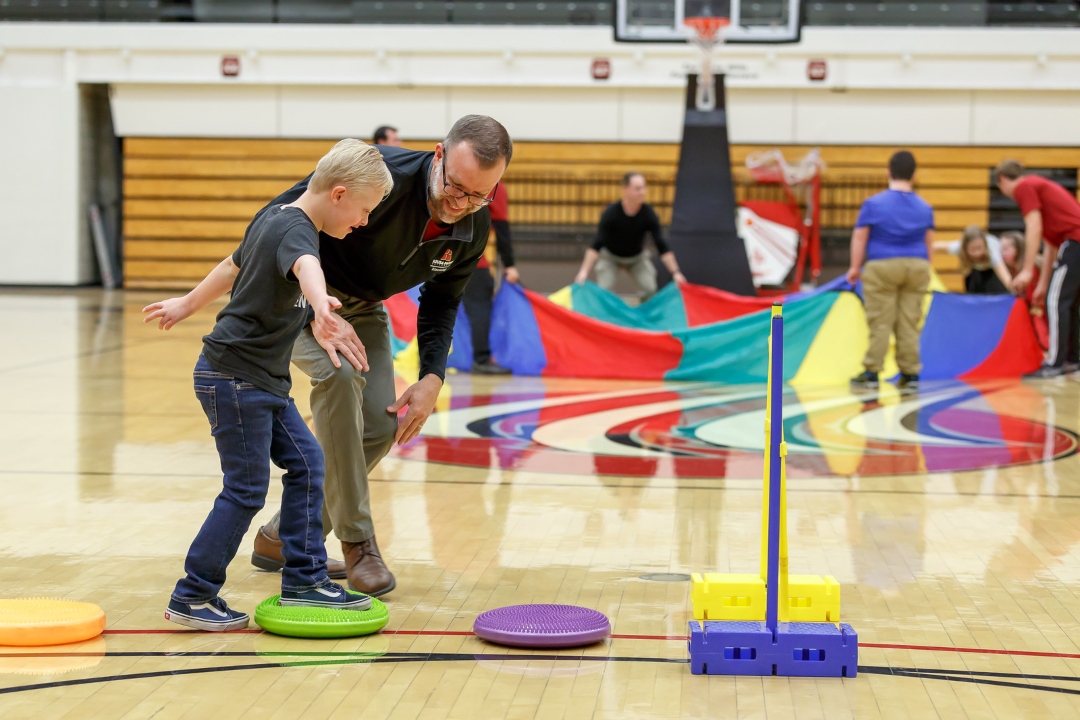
[787,575,841,622]
[692,573,842,622]
[691,573,766,621]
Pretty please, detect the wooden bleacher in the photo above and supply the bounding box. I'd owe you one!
[122,138,1080,290]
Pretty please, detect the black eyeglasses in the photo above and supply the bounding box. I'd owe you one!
[440,155,497,207]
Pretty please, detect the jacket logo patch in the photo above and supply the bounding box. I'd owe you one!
[431,248,454,272]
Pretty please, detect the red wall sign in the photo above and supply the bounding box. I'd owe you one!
[221,56,241,77]
[592,58,611,80]
[807,59,827,82]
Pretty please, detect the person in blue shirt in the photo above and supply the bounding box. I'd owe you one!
[845,150,935,389]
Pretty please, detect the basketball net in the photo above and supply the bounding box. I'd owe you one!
[685,16,729,111]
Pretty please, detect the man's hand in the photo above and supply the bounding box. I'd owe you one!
[673,271,688,285]
[574,270,588,285]
[504,266,520,284]
[1012,267,1035,295]
[387,373,443,445]
[143,297,192,330]
[845,267,861,285]
[1032,279,1050,308]
[311,311,369,371]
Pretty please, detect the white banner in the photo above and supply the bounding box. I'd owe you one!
[737,205,801,287]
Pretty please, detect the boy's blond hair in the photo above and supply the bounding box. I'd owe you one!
[310,138,394,198]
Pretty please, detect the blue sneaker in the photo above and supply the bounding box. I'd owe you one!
[279,581,372,610]
[165,597,249,631]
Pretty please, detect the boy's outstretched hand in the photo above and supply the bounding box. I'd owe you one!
[143,297,192,330]
[311,294,343,328]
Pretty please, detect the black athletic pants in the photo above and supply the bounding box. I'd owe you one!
[462,267,495,365]
[1047,239,1080,368]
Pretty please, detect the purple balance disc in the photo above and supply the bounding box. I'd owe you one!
[473,604,611,648]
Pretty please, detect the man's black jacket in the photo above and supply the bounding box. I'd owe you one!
[259,145,490,380]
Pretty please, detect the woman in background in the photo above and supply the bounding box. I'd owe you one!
[957,225,1012,294]
[1001,231,1049,350]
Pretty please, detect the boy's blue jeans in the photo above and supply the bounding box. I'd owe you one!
[172,355,329,603]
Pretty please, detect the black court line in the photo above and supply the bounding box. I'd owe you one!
[858,665,1080,697]
[0,467,1077,500]
[2,652,1078,697]
[0,338,163,375]
[0,653,685,696]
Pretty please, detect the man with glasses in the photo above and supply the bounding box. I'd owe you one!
[246,116,512,597]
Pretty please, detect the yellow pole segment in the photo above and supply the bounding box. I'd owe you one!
[759,308,775,581]
[778,435,790,622]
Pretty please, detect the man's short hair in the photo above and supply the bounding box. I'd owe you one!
[993,159,1025,183]
[888,150,917,181]
[622,171,645,187]
[445,115,513,169]
[311,138,394,198]
[373,126,397,144]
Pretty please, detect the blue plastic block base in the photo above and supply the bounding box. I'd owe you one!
[688,620,774,675]
[688,620,858,677]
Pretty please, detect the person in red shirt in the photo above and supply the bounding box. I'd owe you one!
[462,183,518,374]
[995,159,1080,377]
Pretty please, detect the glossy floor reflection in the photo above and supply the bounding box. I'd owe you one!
[2,288,1080,719]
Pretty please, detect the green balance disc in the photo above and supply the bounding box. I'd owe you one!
[253,595,389,638]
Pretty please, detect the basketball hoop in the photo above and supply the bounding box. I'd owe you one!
[685,16,729,111]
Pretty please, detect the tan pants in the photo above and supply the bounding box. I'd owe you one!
[595,248,657,301]
[862,257,930,374]
[267,286,399,544]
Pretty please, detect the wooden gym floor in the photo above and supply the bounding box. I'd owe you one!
[2,288,1080,719]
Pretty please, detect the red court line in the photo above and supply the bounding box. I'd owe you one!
[100,629,1080,659]
[104,630,262,635]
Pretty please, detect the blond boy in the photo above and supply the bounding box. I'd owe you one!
[144,140,392,630]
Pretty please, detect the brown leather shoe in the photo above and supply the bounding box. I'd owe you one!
[250,525,347,580]
[342,537,396,597]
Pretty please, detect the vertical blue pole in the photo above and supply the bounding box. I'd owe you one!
[765,302,784,634]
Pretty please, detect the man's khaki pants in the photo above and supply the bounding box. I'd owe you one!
[861,257,931,375]
[268,285,399,544]
[595,248,658,301]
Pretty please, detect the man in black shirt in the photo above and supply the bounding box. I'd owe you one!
[252,116,512,597]
[574,172,686,300]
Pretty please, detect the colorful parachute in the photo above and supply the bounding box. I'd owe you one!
[385,278,1044,385]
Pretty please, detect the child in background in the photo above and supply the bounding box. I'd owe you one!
[958,225,1011,294]
[1001,231,1050,350]
[143,139,393,630]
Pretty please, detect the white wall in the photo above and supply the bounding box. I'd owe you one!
[106,83,1080,147]
[0,76,87,284]
[2,22,1080,283]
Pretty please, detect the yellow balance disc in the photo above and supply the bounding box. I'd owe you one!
[0,598,106,647]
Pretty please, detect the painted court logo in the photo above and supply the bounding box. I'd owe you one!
[402,380,1078,479]
[431,249,454,272]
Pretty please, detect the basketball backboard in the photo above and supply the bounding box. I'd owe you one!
[615,0,802,44]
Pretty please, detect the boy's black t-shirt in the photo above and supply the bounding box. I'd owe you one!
[202,205,320,397]
[590,202,669,257]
